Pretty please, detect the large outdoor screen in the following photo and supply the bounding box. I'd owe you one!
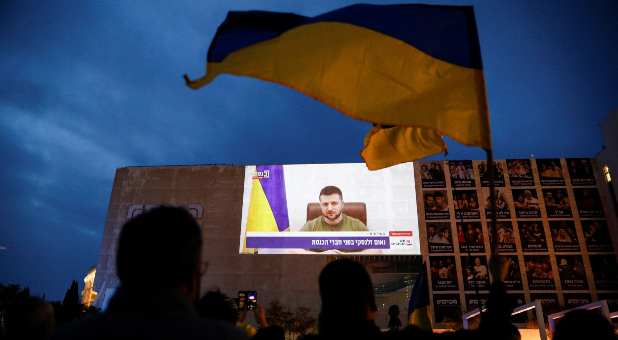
[239,163,420,255]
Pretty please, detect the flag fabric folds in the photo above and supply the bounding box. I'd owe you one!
[408,264,431,330]
[185,4,491,169]
[245,165,290,232]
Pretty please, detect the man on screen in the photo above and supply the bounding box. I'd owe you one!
[300,186,368,231]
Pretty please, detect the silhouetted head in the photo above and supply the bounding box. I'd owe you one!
[253,325,285,340]
[116,206,203,295]
[388,304,400,317]
[5,295,55,340]
[553,309,616,340]
[196,290,238,324]
[318,259,376,335]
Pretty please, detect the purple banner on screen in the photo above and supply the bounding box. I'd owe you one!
[246,236,390,249]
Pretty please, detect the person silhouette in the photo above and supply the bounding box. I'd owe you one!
[553,309,616,340]
[54,206,246,340]
[317,259,380,339]
[387,305,402,332]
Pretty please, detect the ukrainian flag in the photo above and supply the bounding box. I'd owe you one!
[186,4,491,169]
[408,263,431,330]
[246,165,290,233]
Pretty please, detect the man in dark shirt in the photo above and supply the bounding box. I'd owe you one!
[54,206,246,340]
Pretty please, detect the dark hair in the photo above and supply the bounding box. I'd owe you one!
[253,326,285,340]
[319,186,343,201]
[388,304,400,317]
[116,206,202,289]
[318,259,376,335]
[196,290,238,324]
[553,309,616,340]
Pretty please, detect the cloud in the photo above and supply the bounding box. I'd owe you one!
[2,0,617,300]
[2,109,128,176]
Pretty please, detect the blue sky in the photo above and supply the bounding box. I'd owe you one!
[1,0,617,299]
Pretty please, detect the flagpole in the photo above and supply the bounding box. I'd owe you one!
[486,148,501,284]
[481,45,500,284]
[455,172,483,318]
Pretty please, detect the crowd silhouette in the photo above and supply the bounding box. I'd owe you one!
[2,206,616,340]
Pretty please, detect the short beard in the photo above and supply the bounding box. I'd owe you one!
[323,211,343,223]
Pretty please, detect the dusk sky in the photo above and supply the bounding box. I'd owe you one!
[1,0,617,300]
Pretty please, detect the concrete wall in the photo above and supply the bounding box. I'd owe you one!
[93,165,327,315]
[93,157,618,328]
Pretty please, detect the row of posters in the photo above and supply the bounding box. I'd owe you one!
[428,254,618,292]
[423,187,605,220]
[420,158,596,189]
[432,292,618,323]
[420,158,615,324]
[426,220,614,253]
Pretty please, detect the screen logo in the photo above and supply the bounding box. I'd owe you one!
[252,169,270,179]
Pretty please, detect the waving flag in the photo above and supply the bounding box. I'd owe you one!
[185,4,491,169]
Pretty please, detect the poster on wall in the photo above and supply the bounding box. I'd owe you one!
[453,190,480,220]
[239,163,420,254]
[566,158,595,186]
[542,189,572,218]
[509,294,528,323]
[513,189,541,218]
[518,221,548,252]
[536,159,565,186]
[574,188,605,218]
[563,294,592,308]
[457,222,485,253]
[525,255,555,290]
[557,255,588,290]
[590,255,618,290]
[426,222,454,253]
[597,293,618,311]
[429,256,459,291]
[549,221,580,252]
[461,255,490,290]
[449,160,475,188]
[424,190,451,220]
[478,160,505,187]
[507,159,534,187]
[433,294,461,324]
[483,188,511,219]
[529,293,560,315]
[510,294,526,308]
[420,161,446,188]
[582,220,613,252]
[503,256,523,290]
[495,222,516,252]
[465,293,489,312]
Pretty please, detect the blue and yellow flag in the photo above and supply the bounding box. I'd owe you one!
[186,4,491,169]
[246,165,290,232]
[408,263,431,330]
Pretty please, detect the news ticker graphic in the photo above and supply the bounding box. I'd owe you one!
[245,231,414,250]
